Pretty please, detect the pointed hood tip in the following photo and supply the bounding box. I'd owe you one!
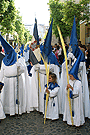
[69,50,82,80]
[0,34,17,66]
[43,18,53,56]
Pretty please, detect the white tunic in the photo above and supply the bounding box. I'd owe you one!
[79,62,89,118]
[29,64,60,114]
[0,99,6,119]
[44,84,59,120]
[0,57,28,116]
[63,80,85,126]
[60,54,89,118]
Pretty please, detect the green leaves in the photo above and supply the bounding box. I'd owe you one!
[48,0,90,40]
[0,0,32,45]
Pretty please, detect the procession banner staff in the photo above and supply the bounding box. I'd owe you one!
[57,26,73,125]
[15,35,20,117]
[40,53,50,124]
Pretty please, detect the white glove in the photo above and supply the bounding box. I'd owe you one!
[68,52,75,60]
[35,63,40,70]
[17,62,21,68]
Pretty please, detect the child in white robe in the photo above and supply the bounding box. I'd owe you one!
[0,82,6,123]
[44,72,60,120]
[63,74,85,127]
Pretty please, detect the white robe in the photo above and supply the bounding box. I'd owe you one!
[44,85,59,120]
[60,55,89,118]
[29,63,60,114]
[78,62,89,118]
[63,80,85,126]
[24,50,29,64]
[59,62,67,115]
[0,98,6,119]
[0,57,29,116]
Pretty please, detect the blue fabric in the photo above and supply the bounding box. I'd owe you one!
[69,16,85,61]
[16,99,18,104]
[27,64,32,77]
[43,19,53,56]
[40,18,59,66]
[33,18,39,45]
[69,91,74,117]
[72,111,74,117]
[45,82,59,90]
[44,82,59,100]
[28,73,32,77]
[48,52,59,65]
[0,34,17,66]
[20,44,24,56]
[70,90,73,99]
[69,48,85,80]
[0,82,4,86]
[27,45,30,50]
[40,51,59,66]
[24,44,30,52]
[27,64,32,72]
[69,16,79,58]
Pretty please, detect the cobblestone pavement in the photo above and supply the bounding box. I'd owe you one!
[0,111,90,135]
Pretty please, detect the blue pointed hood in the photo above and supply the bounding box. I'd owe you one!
[40,18,59,66]
[69,49,84,80]
[19,44,24,56]
[69,16,79,58]
[24,44,30,52]
[0,34,17,66]
[33,18,39,45]
[43,18,53,56]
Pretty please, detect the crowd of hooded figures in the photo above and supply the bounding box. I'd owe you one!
[0,16,90,127]
[0,34,90,127]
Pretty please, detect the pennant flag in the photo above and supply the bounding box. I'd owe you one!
[0,34,17,66]
[43,19,53,56]
[29,48,38,65]
[33,48,41,62]
[31,18,39,49]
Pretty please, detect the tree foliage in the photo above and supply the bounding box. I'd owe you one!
[48,0,90,40]
[0,0,32,46]
[62,0,90,39]
[0,0,16,34]
[14,10,32,45]
[48,0,70,39]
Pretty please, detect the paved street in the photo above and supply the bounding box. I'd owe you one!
[0,110,90,135]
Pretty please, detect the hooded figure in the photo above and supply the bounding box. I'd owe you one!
[68,16,89,118]
[0,35,17,66]
[69,49,83,80]
[0,34,30,115]
[69,16,79,58]
[60,16,88,117]
[63,52,85,126]
[29,18,60,114]
[40,18,59,66]
[0,45,5,69]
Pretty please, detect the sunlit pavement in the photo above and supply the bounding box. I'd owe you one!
[0,110,90,135]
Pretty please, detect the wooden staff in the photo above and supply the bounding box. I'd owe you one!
[57,26,73,125]
[15,35,20,117]
[40,53,50,124]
